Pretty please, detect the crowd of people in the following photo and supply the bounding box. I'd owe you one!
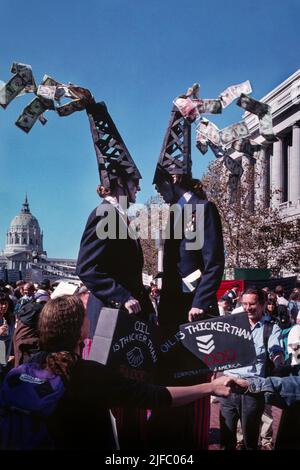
[0,278,300,451]
[1,103,300,452]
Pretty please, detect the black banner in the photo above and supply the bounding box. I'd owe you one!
[180,312,257,372]
[89,307,160,381]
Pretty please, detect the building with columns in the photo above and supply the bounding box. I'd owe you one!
[231,69,300,219]
[0,196,77,283]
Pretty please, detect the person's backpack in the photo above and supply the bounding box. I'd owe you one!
[0,362,65,449]
[263,321,275,377]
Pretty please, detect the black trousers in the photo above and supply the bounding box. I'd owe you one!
[219,392,265,450]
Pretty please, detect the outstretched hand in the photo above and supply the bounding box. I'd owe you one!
[211,376,249,397]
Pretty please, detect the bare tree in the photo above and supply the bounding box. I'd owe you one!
[202,158,300,277]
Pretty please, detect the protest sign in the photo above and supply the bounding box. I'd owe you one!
[90,307,160,381]
[180,312,256,372]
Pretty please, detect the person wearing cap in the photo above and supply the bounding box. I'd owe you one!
[76,102,154,449]
[148,105,225,450]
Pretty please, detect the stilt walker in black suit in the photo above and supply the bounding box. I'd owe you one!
[148,105,225,450]
[76,102,154,449]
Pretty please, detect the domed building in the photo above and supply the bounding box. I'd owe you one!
[0,196,77,283]
[4,195,45,257]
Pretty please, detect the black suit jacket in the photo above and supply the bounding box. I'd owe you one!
[159,195,224,326]
[76,200,152,331]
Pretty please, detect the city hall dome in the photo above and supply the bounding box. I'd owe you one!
[4,195,44,255]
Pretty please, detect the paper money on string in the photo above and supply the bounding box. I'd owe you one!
[196,119,221,146]
[173,97,200,122]
[208,142,225,158]
[56,98,87,116]
[223,154,244,177]
[232,138,261,157]
[37,84,57,101]
[219,80,252,109]
[39,75,94,115]
[56,84,94,116]
[196,121,209,154]
[195,99,222,114]
[0,62,35,109]
[236,93,269,117]
[219,121,250,146]
[15,96,53,133]
[259,110,278,142]
[11,63,35,87]
[196,141,209,154]
[38,114,47,126]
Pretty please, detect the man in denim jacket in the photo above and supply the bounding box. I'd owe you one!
[219,287,284,450]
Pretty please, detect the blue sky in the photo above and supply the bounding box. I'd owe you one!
[0,0,299,258]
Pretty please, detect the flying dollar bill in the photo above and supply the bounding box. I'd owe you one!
[38,114,48,125]
[196,99,222,114]
[11,62,35,86]
[219,121,250,145]
[236,93,269,117]
[196,122,209,154]
[173,97,200,122]
[15,96,52,133]
[219,80,252,108]
[208,142,225,158]
[196,142,209,154]
[196,119,221,146]
[0,63,36,108]
[223,154,244,177]
[56,99,86,116]
[0,74,26,108]
[259,110,278,142]
[232,138,261,157]
[37,85,56,103]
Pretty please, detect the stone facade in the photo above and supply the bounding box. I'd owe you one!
[231,69,300,221]
[0,196,77,283]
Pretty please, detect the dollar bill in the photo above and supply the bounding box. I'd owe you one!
[37,85,56,101]
[259,110,278,142]
[68,85,93,102]
[196,119,221,146]
[232,138,261,156]
[0,62,36,108]
[219,80,252,108]
[196,141,209,154]
[11,62,35,86]
[208,142,225,158]
[56,98,85,117]
[41,74,61,87]
[237,93,269,117]
[223,154,244,177]
[38,114,48,126]
[173,97,199,122]
[219,121,250,145]
[196,122,208,154]
[196,99,222,114]
[15,96,52,133]
[0,74,28,109]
